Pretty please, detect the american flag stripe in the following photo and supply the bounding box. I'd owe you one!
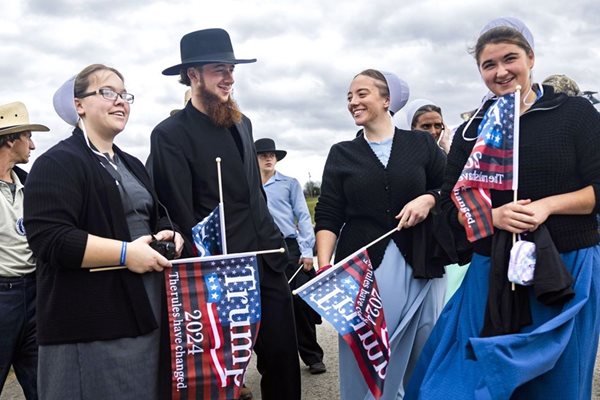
[182,264,194,400]
[206,302,226,386]
[345,331,384,399]
[455,187,494,242]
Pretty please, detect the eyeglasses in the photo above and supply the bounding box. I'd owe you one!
[78,88,135,104]
[418,123,444,132]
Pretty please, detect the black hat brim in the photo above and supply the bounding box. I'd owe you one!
[162,58,257,76]
[256,149,287,161]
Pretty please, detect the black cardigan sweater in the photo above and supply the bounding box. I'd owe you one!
[441,85,600,255]
[315,128,446,269]
[24,129,172,345]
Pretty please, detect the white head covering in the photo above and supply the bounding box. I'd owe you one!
[480,16,534,50]
[381,71,410,114]
[395,98,438,130]
[53,76,79,126]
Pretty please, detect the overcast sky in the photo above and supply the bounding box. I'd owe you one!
[2,0,599,187]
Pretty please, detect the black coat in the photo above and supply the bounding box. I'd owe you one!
[148,102,287,272]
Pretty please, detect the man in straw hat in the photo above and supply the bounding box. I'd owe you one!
[0,101,48,399]
[255,138,326,376]
[147,29,300,400]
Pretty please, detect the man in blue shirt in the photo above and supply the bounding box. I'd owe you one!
[255,138,326,375]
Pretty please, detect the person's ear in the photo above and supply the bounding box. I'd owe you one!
[187,67,199,84]
[74,98,85,117]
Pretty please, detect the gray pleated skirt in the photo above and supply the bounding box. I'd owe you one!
[38,272,162,400]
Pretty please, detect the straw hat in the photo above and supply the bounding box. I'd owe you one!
[0,101,49,136]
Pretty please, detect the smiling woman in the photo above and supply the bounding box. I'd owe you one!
[406,17,600,400]
[23,63,184,400]
[316,69,447,399]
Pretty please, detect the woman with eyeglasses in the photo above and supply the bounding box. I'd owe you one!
[24,64,183,399]
[403,99,451,154]
[406,18,600,399]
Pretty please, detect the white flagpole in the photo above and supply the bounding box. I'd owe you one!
[511,86,522,291]
[216,157,228,254]
[292,227,399,295]
[288,263,305,284]
[89,247,285,272]
[513,86,521,198]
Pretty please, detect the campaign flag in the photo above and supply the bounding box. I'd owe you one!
[296,249,390,399]
[452,92,518,242]
[165,254,261,400]
[192,206,223,256]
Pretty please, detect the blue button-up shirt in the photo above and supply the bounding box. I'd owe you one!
[263,171,315,258]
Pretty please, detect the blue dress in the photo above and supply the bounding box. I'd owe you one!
[406,246,600,399]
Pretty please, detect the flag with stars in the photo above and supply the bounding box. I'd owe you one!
[451,92,519,242]
[296,249,390,399]
[192,205,223,256]
[164,254,261,400]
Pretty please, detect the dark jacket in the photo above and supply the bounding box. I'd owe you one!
[481,225,575,337]
[315,128,446,270]
[147,101,288,272]
[24,128,172,344]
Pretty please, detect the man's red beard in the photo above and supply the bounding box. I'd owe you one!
[199,84,242,128]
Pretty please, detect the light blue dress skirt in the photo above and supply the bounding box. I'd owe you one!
[406,245,600,400]
[339,242,447,400]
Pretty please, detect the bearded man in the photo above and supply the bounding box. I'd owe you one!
[147,29,301,400]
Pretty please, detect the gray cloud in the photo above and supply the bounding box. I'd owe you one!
[2,0,599,185]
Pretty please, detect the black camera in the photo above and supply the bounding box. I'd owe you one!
[150,239,176,260]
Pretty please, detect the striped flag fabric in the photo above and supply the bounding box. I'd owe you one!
[192,205,222,256]
[295,249,390,399]
[452,92,518,242]
[165,254,261,400]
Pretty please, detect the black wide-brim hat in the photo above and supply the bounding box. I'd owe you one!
[254,138,287,161]
[163,28,257,76]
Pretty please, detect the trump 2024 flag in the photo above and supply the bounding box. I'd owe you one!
[452,92,519,242]
[295,249,390,399]
[165,254,261,400]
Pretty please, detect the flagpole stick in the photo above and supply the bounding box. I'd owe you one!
[511,85,522,291]
[171,247,284,265]
[89,248,286,272]
[293,227,399,295]
[216,157,228,254]
[288,263,305,284]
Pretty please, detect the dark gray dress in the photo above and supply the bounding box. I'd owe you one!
[38,155,163,400]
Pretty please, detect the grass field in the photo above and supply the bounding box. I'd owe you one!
[306,196,317,224]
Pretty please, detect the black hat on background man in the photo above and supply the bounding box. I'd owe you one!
[254,138,287,161]
[162,28,257,75]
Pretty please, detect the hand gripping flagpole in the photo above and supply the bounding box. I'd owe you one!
[292,227,399,295]
[216,157,228,255]
[511,86,522,291]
